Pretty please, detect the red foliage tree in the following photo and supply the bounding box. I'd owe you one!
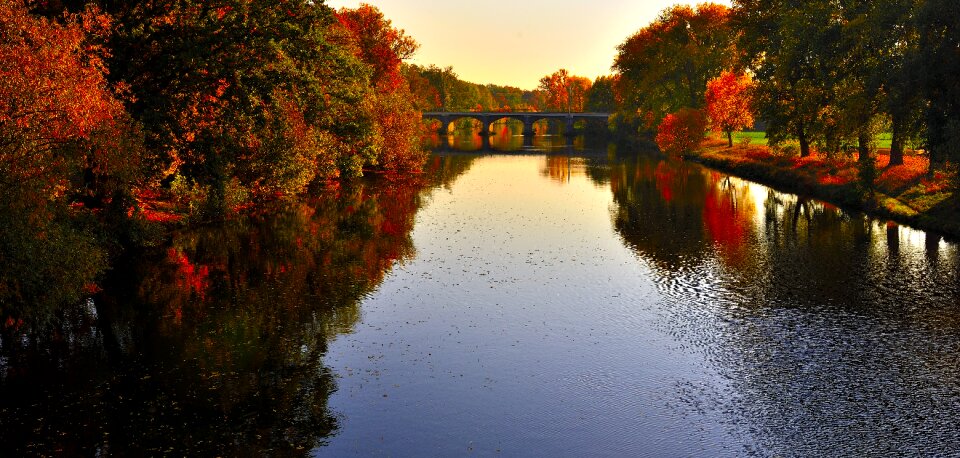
[0,0,131,311]
[538,69,592,112]
[0,0,124,199]
[336,4,425,173]
[705,70,755,147]
[335,4,418,92]
[655,109,708,155]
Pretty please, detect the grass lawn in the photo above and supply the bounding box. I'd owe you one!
[708,131,769,145]
[733,131,769,145]
[722,131,899,149]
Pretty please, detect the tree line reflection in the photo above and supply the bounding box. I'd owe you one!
[605,152,960,454]
[0,155,477,455]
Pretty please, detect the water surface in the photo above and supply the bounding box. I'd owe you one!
[2,135,959,456]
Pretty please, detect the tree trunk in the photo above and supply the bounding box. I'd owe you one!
[798,125,811,158]
[858,131,876,194]
[727,130,733,148]
[889,113,905,166]
[858,132,872,165]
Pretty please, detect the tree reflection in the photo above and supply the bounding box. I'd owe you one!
[608,153,960,454]
[0,165,473,455]
[610,156,713,269]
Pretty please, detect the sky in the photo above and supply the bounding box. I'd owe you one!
[325,0,732,90]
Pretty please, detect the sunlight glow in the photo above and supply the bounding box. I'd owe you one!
[324,0,732,89]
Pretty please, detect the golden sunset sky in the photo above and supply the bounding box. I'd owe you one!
[325,0,732,89]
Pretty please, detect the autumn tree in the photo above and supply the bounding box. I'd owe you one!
[488,84,534,112]
[614,4,735,132]
[403,64,441,111]
[538,69,592,112]
[336,4,426,172]
[705,71,755,147]
[97,0,384,214]
[656,109,708,156]
[0,0,128,313]
[335,4,417,92]
[0,1,124,198]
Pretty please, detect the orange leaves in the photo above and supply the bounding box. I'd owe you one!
[537,69,592,112]
[0,0,121,142]
[705,71,755,146]
[656,108,708,155]
[0,0,125,200]
[335,4,418,92]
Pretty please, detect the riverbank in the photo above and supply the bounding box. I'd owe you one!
[687,138,960,238]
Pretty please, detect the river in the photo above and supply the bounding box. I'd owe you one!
[2,130,959,456]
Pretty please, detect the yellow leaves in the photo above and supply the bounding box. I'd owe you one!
[538,69,593,112]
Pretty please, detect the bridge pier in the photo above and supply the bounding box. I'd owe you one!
[478,115,493,137]
[441,133,454,150]
[564,115,576,136]
[435,114,451,135]
[522,116,536,136]
[481,134,491,150]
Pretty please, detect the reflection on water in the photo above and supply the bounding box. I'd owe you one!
[0,156,476,456]
[425,121,594,153]
[3,139,960,455]
[609,154,960,455]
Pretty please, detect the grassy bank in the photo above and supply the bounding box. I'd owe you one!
[688,138,960,238]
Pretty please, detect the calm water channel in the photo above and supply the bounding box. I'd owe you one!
[2,129,960,456]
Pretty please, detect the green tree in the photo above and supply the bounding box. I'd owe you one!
[917,0,960,170]
[585,75,618,113]
[735,0,924,163]
[734,0,838,157]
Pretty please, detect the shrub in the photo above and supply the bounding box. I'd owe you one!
[772,143,800,158]
[656,108,708,155]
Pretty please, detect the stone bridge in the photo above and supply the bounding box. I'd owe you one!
[422,111,610,136]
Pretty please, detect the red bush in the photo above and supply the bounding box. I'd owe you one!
[656,108,708,155]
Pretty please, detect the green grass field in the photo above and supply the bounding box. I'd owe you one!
[732,131,769,145]
[724,131,895,149]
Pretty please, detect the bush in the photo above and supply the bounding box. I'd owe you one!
[656,109,708,155]
[772,143,800,158]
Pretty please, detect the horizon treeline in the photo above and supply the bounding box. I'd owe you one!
[0,0,428,314]
[402,64,615,114]
[609,1,960,171]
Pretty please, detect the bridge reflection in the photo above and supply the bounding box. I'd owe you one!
[431,132,578,154]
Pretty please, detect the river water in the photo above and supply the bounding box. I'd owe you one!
[2,132,959,456]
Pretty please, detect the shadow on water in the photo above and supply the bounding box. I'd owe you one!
[609,153,960,455]
[0,155,477,456]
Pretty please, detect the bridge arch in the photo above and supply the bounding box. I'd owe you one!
[422,113,491,135]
